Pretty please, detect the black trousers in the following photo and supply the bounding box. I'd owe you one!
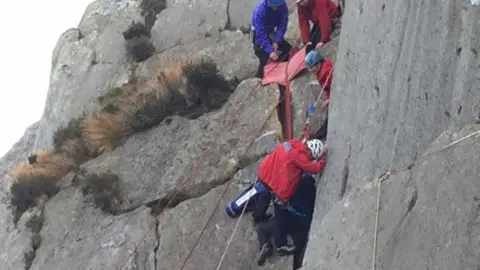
[251,189,289,248]
[313,106,329,141]
[254,207,313,268]
[253,38,292,78]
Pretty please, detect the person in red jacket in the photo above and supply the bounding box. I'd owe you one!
[305,50,333,140]
[252,138,327,256]
[295,0,341,50]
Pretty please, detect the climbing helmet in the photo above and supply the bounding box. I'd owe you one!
[305,50,324,69]
[306,139,324,159]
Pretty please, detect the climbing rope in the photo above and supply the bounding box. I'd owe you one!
[117,4,336,268]
[214,55,333,270]
[298,67,333,142]
[117,24,313,270]
[371,129,480,270]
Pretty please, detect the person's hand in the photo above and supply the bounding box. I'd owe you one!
[269,51,278,61]
[316,42,324,49]
[320,98,330,108]
[273,42,279,50]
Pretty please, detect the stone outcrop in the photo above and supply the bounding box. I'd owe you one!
[303,124,480,269]
[2,0,479,269]
[0,123,39,200]
[136,30,258,82]
[34,0,143,150]
[29,187,157,270]
[304,0,480,268]
[79,78,281,211]
[150,0,229,52]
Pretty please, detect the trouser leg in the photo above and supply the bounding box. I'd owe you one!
[313,107,329,141]
[252,189,272,223]
[277,39,293,62]
[254,46,270,78]
[273,203,288,247]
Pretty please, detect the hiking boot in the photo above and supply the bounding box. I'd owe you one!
[276,244,296,256]
[257,244,273,266]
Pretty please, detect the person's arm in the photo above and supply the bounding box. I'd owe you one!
[293,152,327,174]
[274,3,289,43]
[322,60,334,90]
[297,7,311,44]
[252,6,274,54]
[315,0,332,43]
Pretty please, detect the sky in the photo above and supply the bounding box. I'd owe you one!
[0,1,92,157]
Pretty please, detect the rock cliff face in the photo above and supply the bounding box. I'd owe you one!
[1,0,479,269]
[303,0,480,269]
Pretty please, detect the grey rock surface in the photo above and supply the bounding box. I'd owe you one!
[228,0,257,30]
[29,187,157,270]
[150,0,228,52]
[137,30,258,82]
[80,78,280,210]
[305,0,480,267]
[0,122,39,200]
[304,124,480,270]
[34,0,142,150]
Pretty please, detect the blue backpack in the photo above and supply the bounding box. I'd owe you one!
[225,181,268,218]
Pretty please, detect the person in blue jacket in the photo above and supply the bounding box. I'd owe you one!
[251,0,292,78]
[253,173,317,269]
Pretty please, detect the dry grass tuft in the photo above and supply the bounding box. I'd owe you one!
[11,151,74,181]
[82,111,132,155]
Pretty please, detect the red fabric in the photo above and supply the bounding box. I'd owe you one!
[315,58,334,99]
[260,47,307,86]
[258,139,326,201]
[298,0,340,43]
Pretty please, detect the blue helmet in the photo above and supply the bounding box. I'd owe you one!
[305,50,324,69]
[267,0,285,6]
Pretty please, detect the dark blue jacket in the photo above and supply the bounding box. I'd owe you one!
[287,173,316,217]
[251,0,289,54]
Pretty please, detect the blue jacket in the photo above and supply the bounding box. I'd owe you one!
[251,0,289,54]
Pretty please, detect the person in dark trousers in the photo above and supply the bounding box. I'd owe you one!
[254,173,317,269]
[295,0,342,52]
[251,139,327,256]
[304,50,334,141]
[251,0,293,78]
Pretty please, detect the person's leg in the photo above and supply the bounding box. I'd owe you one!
[291,232,309,269]
[255,218,275,265]
[254,45,270,78]
[313,107,329,141]
[277,39,293,62]
[273,203,295,255]
[252,189,272,223]
[309,24,321,48]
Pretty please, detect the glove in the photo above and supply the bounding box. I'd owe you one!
[306,104,315,118]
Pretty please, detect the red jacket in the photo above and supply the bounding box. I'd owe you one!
[258,139,326,201]
[297,0,340,43]
[316,58,333,99]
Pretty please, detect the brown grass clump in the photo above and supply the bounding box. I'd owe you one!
[82,111,132,155]
[11,151,74,181]
[9,150,74,221]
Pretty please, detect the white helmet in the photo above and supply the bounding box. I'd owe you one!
[306,139,324,159]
